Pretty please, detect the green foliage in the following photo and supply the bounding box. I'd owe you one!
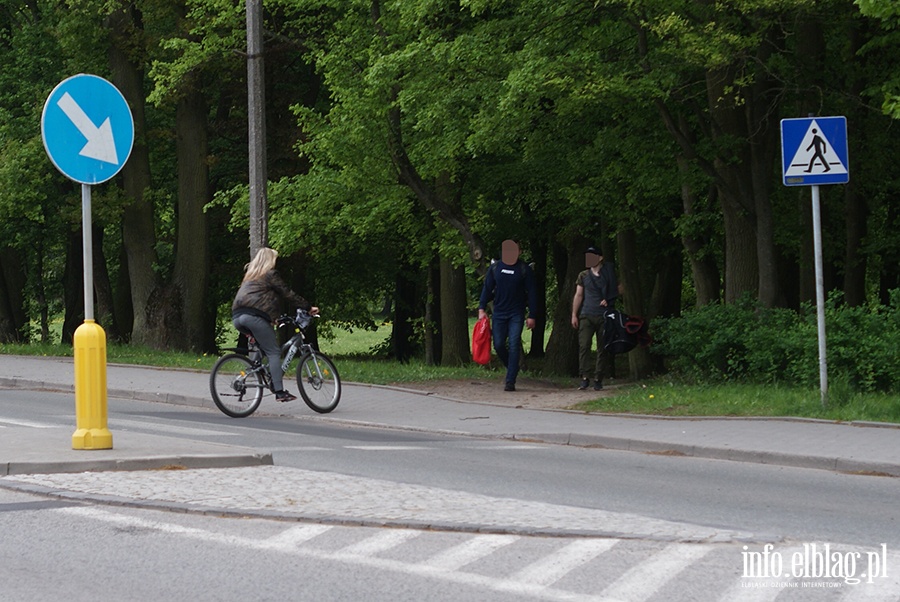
[653,293,900,394]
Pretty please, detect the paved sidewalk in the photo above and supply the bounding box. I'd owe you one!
[0,354,898,538]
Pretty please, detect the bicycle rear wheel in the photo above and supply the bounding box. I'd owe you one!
[210,353,265,418]
[295,351,341,413]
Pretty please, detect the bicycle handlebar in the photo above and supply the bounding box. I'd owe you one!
[275,308,318,330]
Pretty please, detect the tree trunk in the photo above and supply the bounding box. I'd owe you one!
[391,262,419,363]
[649,246,683,319]
[746,39,780,308]
[92,225,120,342]
[842,26,867,307]
[114,243,134,339]
[439,257,469,366]
[617,229,653,380]
[172,88,212,351]
[0,246,27,343]
[62,229,83,345]
[676,156,720,306]
[108,7,160,346]
[424,258,441,365]
[705,67,761,303]
[33,239,49,343]
[543,242,581,377]
[526,236,547,357]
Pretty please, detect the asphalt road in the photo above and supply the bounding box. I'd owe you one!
[4,390,898,548]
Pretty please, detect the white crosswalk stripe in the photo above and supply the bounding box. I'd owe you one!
[339,529,420,556]
[262,523,333,551]
[421,533,519,572]
[601,543,713,601]
[511,538,619,587]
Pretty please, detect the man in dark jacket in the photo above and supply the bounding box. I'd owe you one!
[571,245,618,390]
[477,239,539,392]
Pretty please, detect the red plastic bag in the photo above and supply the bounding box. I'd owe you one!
[472,316,491,365]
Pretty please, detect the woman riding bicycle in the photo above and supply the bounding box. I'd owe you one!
[231,247,318,402]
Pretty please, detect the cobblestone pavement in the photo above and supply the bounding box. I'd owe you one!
[3,465,764,543]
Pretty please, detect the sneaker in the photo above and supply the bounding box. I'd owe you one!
[504,382,516,392]
[594,380,603,391]
[275,390,297,402]
[578,378,590,390]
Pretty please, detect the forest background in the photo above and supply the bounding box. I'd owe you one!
[2,0,900,391]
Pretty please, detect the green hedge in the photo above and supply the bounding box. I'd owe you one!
[652,292,900,393]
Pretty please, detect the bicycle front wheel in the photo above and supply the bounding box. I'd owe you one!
[296,352,341,413]
[210,353,265,418]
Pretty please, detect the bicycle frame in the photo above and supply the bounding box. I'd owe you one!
[244,310,315,380]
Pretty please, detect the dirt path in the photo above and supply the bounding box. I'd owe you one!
[387,376,624,411]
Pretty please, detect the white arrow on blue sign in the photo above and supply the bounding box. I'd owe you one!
[781,116,849,187]
[41,74,134,185]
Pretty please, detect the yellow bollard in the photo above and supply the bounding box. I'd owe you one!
[72,319,113,450]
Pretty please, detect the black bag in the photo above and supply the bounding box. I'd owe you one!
[603,309,651,354]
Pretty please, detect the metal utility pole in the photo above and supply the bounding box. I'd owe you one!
[247,0,268,258]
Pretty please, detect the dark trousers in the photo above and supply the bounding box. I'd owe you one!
[492,313,525,385]
[578,314,610,381]
[233,313,285,392]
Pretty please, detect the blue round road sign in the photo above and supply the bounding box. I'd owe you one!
[41,74,134,185]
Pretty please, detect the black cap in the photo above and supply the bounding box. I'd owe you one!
[585,246,602,256]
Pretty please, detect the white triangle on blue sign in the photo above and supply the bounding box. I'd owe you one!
[785,119,848,177]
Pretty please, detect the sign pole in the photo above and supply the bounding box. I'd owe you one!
[82,184,94,320]
[72,182,112,449]
[810,185,828,407]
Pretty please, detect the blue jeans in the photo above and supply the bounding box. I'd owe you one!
[492,313,524,385]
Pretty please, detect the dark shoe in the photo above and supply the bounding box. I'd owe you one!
[275,390,297,402]
[594,380,603,391]
[504,382,516,392]
[578,378,590,390]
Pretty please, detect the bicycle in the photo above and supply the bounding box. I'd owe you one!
[209,309,341,418]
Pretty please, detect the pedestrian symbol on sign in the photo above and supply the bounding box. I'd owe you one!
[804,129,831,173]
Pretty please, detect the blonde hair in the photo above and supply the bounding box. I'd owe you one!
[243,247,278,282]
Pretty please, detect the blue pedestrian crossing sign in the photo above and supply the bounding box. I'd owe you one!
[781,116,849,187]
[41,74,134,185]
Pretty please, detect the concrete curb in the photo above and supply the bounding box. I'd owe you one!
[4,376,900,478]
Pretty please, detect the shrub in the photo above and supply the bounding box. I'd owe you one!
[652,292,900,394]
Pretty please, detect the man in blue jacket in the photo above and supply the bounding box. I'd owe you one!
[478,240,539,391]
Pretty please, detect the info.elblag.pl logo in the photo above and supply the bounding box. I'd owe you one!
[741,543,890,588]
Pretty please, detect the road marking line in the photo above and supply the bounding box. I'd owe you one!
[421,534,520,571]
[511,538,618,586]
[109,417,239,437]
[263,524,333,551]
[601,543,712,601]
[340,529,420,556]
[0,417,57,428]
[343,445,429,451]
